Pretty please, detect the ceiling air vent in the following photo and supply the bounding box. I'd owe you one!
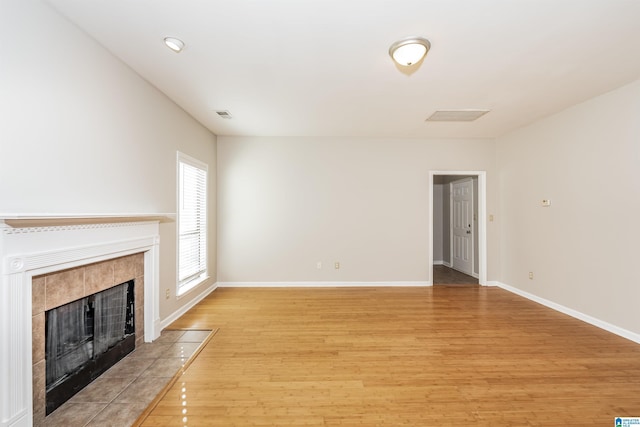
[215,110,232,119]
[426,110,490,122]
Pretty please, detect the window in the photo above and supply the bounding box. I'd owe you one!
[177,152,208,296]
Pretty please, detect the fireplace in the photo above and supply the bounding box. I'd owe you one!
[0,218,161,427]
[45,279,135,415]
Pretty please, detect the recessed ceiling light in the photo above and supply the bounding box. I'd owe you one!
[164,37,184,53]
[426,110,490,122]
[389,37,431,66]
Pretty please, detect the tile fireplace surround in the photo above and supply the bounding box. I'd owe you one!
[0,217,162,427]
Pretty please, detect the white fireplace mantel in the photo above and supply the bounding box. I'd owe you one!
[0,216,165,427]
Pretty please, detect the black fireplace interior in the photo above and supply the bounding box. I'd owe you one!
[45,279,135,415]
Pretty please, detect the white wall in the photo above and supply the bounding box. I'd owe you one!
[497,78,640,335]
[0,0,217,320]
[217,136,498,284]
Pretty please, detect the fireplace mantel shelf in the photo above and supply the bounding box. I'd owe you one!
[0,213,175,226]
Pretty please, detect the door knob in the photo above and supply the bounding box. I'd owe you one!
[466,230,471,234]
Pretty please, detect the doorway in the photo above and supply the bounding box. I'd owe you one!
[428,171,486,286]
[451,177,474,276]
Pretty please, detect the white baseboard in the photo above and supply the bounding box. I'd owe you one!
[495,281,640,344]
[218,281,432,288]
[159,281,218,331]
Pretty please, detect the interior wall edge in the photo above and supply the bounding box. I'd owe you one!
[495,281,640,344]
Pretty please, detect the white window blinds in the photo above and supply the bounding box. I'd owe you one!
[177,153,208,295]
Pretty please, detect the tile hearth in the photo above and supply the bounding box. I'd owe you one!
[41,329,213,427]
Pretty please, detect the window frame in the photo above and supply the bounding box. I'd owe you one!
[176,151,209,297]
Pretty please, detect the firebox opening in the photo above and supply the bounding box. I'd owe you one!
[45,280,135,415]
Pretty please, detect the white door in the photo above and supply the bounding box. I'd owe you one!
[451,178,473,275]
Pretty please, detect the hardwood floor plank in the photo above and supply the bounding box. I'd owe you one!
[139,287,640,426]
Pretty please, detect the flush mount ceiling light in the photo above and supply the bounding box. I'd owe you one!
[389,36,431,66]
[164,37,184,53]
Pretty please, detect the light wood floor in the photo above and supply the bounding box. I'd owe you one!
[139,287,640,426]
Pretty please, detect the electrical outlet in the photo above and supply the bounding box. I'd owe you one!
[165,288,170,299]
[335,262,340,270]
[529,272,534,280]
[316,261,322,269]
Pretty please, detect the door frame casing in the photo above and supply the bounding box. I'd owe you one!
[429,171,487,286]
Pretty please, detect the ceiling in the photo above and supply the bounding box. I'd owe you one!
[46,0,640,139]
